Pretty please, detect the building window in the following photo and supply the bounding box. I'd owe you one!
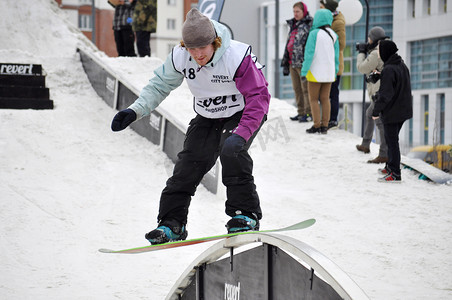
[409,0,416,17]
[167,19,176,30]
[79,0,91,5]
[438,0,448,13]
[79,14,92,31]
[424,0,431,15]
[410,36,452,89]
[422,95,429,145]
[436,94,445,144]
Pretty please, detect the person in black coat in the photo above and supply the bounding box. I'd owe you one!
[372,40,413,182]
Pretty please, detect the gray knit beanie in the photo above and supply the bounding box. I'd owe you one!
[182,8,216,48]
[368,26,387,43]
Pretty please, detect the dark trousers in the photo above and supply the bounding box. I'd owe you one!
[135,31,151,57]
[158,112,265,225]
[114,29,136,57]
[384,121,405,175]
[329,75,341,122]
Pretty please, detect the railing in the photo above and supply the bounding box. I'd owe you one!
[77,48,220,194]
[167,233,369,300]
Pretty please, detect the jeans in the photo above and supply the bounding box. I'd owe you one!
[308,81,332,128]
[289,67,310,116]
[135,31,151,57]
[362,100,388,157]
[114,29,136,57]
[384,121,405,175]
[329,76,341,122]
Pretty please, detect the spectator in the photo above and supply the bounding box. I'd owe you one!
[319,0,345,130]
[373,40,413,182]
[111,9,270,244]
[111,0,136,57]
[301,9,339,134]
[281,2,313,123]
[356,26,389,164]
[132,0,157,57]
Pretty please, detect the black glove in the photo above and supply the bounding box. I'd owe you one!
[111,108,137,131]
[371,92,379,102]
[366,71,381,84]
[355,42,368,53]
[282,65,290,76]
[222,134,246,157]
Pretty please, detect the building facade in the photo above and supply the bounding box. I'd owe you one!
[56,0,451,152]
[256,0,451,153]
[55,0,117,57]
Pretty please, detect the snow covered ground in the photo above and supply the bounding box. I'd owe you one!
[1,0,451,299]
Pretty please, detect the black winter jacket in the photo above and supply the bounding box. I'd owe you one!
[373,53,413,124]
[281,15,313,69]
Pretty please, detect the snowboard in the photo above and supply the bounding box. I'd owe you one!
[99,218,316,254]
[401,156,452,184]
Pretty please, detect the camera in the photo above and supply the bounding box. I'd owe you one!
[355,42,368,53]
[366,71,381,84]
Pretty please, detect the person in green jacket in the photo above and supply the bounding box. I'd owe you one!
[132,0,157,57]
[301,9,339,134]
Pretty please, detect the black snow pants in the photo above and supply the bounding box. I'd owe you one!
[157,112,266,225]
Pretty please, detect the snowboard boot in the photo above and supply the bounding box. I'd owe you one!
[145,219,188,245]
[226,212,259,233]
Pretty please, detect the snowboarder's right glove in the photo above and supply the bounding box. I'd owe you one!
[111,108,137,132]
[222,134,246,157]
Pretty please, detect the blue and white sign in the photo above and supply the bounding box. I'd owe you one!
[197,0,225,21]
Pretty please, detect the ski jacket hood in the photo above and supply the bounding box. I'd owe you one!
[209,20,231,66]
[311,8,333,29]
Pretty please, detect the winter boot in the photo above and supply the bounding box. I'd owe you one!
[306,126,320,134]
[356,144,370,153]
[320,126,328,134]
[327,120,338,129]
[226,212,259,233]
[290,114,302,121]
[367,156,389,164]
[145,219,188,245]
[299,114,312,122]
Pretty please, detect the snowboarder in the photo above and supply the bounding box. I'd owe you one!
[111,8,271,244]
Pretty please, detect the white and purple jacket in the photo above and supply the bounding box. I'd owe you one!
[129,20,270,141]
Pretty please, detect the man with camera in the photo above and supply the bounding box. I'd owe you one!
[355,26,389,164]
